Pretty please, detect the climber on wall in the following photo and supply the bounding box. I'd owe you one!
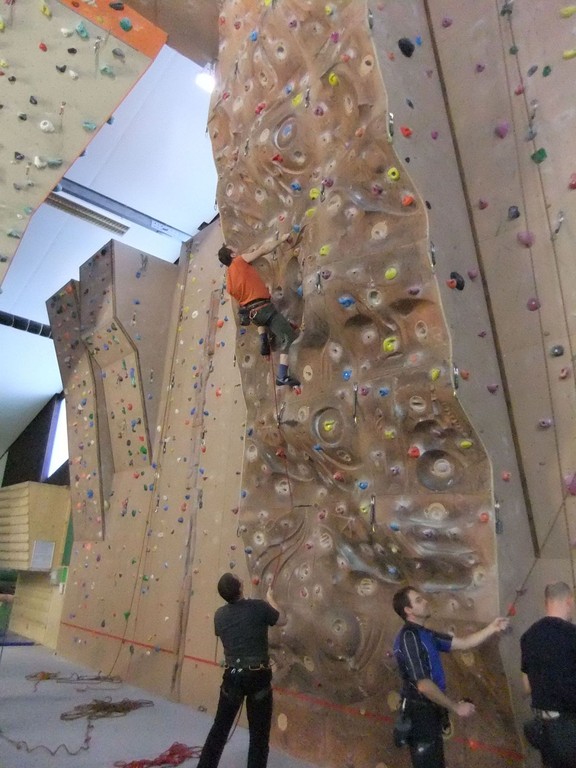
[218,232,300,387]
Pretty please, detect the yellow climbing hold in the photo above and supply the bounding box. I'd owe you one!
[459,439,473,449]
[319,244,331,257]
[560,5,576,17]
[323,419,335,432]
[387,167,400,181]
[41,3,52,17]
[309,187,321,200]
[384,428,396,439]
[430,367,441,381]
[562,49,576,59]
[325,4,335,15]
[0,59,8,67]
[305,207,317,218]
[383,337,398,353]
[328,72,340,86]
[0,16,5,31]
[292,92,304,107]
[384,267,398,280]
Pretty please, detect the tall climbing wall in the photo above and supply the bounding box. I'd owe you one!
[209,1,524,766]
[49,227,259,716]
[44,2,576,768]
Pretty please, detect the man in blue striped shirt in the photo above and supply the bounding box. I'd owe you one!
[393,586,508,768]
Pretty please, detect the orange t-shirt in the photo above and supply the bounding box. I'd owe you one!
[226,256,270,306]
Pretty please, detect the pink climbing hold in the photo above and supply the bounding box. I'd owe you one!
[494,120,510,138]
[441,17,453,28]
[526,297,540,311]
[486,384,499,394]
[569,173,576,190]
[478,198,489,210]
[467,268,479,280]
[565,473,576,496]
[517,230,535,247]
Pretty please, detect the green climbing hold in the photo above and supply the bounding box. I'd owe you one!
[123,610,131,620]
[76,21,89,39]
[542,65,552,76]
[531,148,547,164]
[120,17,132,31]
[509,45,519,55]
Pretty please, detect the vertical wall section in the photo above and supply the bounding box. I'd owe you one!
[209,1,531,766]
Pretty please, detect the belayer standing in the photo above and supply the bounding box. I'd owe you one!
[392,585,509,768]
[521,581,576,768]
[218,233,300,387]
[196,573,283,768]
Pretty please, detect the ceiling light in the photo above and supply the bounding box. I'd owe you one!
[195,69,215,94]
[45,193,129,235]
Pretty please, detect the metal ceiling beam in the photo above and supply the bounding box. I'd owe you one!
[55,178,194,241]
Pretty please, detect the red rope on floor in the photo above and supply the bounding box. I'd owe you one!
[113,742,202,768]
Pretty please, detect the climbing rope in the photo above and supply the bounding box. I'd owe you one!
[114,742,203,768]
[60,697,154,721]
[26,670,122,692]
[0,720,93,757]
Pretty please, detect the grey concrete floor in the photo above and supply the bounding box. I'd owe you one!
[0,644,318,768]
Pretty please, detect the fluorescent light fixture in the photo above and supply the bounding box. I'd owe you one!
[195,70,215,94]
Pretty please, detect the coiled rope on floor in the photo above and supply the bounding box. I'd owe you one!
[114,741,203,768]
[26,670,123,692]
[60,697,154,720]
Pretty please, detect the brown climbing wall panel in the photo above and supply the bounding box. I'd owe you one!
[210,1,519,765]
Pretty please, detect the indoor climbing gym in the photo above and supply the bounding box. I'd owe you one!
[0,1,575,767]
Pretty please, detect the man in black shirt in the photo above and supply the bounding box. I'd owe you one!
[197,573,282,768]
[521,581,576,767]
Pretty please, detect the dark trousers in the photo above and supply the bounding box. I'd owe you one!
[406,699,445,768]
[541,715,576,768]
[250,304,296,353]
[197,668,273,768]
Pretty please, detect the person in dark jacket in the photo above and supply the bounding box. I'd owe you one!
[197,573,283,768]
[393,585,508,768]
[521,581,576,768]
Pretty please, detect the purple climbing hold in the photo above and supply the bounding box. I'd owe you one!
[494,119,510,138]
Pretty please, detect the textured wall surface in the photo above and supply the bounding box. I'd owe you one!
[0,0,165,283]
[45,2,576,767]
[209,1,519,765]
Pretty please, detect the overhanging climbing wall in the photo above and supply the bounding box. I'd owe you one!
[0,0,166,283]
[209,1,523,765]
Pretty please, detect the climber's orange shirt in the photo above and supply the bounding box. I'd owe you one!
[226,256,270,306]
